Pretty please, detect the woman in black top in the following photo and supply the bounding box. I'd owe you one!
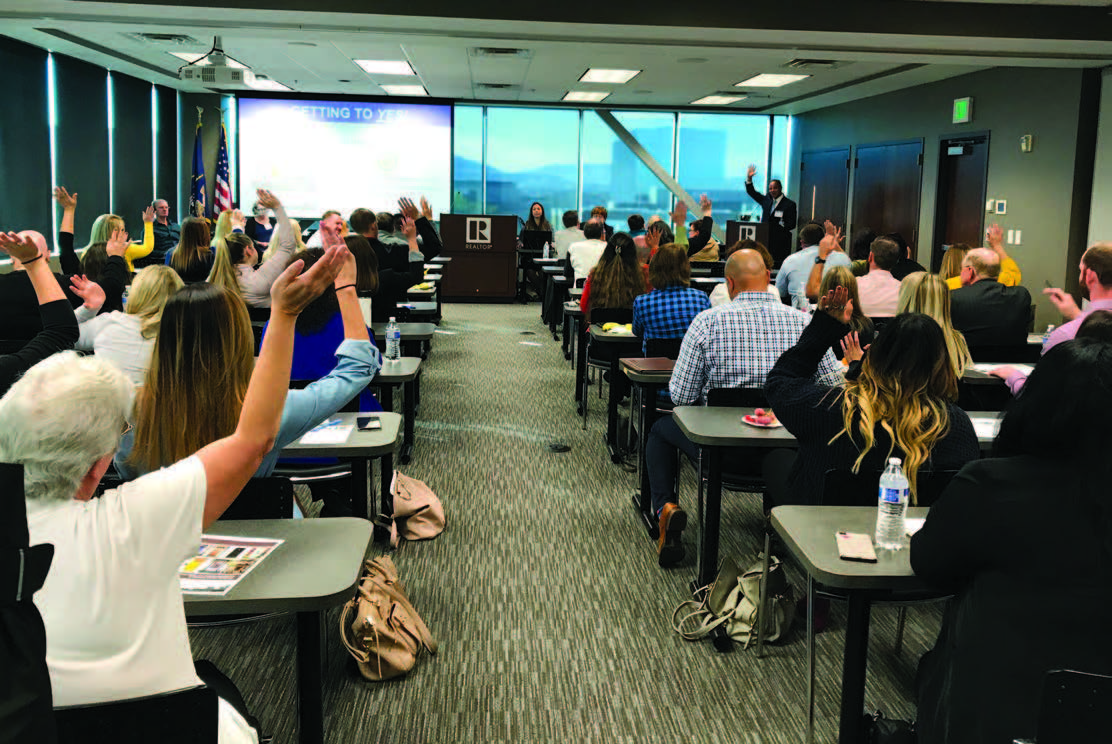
[521,202,552,234]
[244,201,275,248]
[763,288,980,508]
[912,338,1112,744]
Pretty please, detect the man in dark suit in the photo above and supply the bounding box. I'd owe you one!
[949,248,1032,347]
[745,165,797,267]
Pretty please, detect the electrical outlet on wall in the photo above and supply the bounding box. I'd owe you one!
[1014,230,1022,245]
[986,198,995,212]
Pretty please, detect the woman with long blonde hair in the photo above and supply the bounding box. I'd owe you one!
[208,190,302,307]
[763,287,980,508]
[819,265,874,358]
[938,244,969,282]
[85,206,156,271]
[165,217,214,283]
[115,235,381,480]
[897,271,972,376]
[211,208,246,247]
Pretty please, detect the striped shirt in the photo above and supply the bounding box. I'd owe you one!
[670,291,844,405]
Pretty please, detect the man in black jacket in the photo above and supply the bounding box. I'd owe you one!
[349,199,442,321]
[949,248,1032,347]
[745,165,797,267]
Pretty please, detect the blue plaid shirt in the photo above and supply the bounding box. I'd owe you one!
[670,291,844,405]
[632,285,711,355]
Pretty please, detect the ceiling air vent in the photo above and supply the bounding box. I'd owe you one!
[786,59,840,69]
[469,47,533,59]
[126,32,199,45]
[476,83,519,90]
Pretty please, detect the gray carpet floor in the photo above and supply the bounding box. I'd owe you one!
[189,302,941,743]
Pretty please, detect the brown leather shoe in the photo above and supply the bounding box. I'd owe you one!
[657,503,687,567]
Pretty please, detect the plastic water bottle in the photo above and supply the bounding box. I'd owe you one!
[1043,324,1056,343]
[542,241,551,259]
[385,317,401,362]
[875,457,910,550]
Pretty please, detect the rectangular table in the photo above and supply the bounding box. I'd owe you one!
[184,518,373,744]
[588,325,643,462]
[372,357,422,464]
[771,505,929,744]
[281,411,401,521]
[672,406,1001,590]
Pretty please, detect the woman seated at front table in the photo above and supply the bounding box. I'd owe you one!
[165,217,216,284]
[817,265,874,361]
[763,287,980,510]
[632,242,709,356]
[207,190,301,307]
[897,271,971,376]
[0,246,347,743]
[116,227,381,480]
[911,336,1112,744]
[579,232,647,322]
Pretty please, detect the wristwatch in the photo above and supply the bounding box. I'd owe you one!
[814,257,827,265]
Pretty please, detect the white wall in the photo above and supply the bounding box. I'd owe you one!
[1088,67,1112,247]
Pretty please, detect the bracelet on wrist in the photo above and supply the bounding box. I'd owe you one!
[335,283,357,292]
[20,253,43,265]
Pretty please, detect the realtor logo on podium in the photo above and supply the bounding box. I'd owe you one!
[466,217,491,244]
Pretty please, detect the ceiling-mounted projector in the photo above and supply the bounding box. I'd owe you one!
[178,36,254,87]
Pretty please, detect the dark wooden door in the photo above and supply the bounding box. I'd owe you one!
[798,147,850,229]
[932,134,989,271]
[851,140,924,257]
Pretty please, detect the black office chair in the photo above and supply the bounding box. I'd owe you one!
[1017,669,1112,744]
[687,387,771,494]
[97,476,294,521]
[644,337,682,360]
[968,344,1041,364]
[54,686,219,744]
[581,307,637,433]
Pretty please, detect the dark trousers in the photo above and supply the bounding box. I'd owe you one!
[761,449,799,513]
[194,659,263,738]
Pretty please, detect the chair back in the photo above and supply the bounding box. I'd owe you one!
[54,685,219,744]
[97,476,293,519]
[645,337,682,360]
[705,387,768,408]
[968,344,1041,364]
[1035,669,1112,744]
[822,468,960,507]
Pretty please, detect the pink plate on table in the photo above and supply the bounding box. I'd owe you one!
[742,414,783,429]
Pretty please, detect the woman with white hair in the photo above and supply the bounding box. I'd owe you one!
[0,244,347,743]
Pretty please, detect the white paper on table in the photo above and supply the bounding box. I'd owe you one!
[969,416,1002,439]
[905,518,926,537]
[969,363,1033,376]
[299,424,354,445]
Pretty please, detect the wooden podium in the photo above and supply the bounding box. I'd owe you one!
[438,214,518,301]
[725,220,769,248]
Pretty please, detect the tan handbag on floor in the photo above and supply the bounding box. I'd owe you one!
[339,556,438,681]
[388,472,446,546]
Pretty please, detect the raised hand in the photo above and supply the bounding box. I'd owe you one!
[0,232,42,263]
[53,186,78,210]
[698,193,713,217]
[106,228,129,257]
[840,331,869,363]
[986,224,1004,247]
[669,200,688,225]
[818,224,843,259]
[256,189,280,209]
[142,205,155,223]
[1043,287,1081,321]
[231,209,247,230]
[318,220,345,251]
[747,164,757,179]
[270,244,347,315]
[334,246,357,289]
[401,216,418,241]
[645,226,660,252]
[818,286,854,325]
[398,197,419,221]
[69,275,106,311]
[419,196,434,221]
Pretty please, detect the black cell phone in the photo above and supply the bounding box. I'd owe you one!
[357,416,382,431]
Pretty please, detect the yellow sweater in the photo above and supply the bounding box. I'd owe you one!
[945,256,1021,290]
[122,223,154,272]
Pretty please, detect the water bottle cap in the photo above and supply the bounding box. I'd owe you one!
[388,317,396,322]
[889,457,902,466]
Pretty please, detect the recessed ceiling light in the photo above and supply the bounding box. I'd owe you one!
[563,91,610,102]
[381,84,427,96]
[579,69,640,84]
[170,51,248,69]
[247,76,291,92]
[691,95,746,105]
[735,73,810,88]
[355,60,416,76]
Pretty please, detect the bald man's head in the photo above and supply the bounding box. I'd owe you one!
[13,231,48,269]
[725,248,770,298]
[962,247,1001,284]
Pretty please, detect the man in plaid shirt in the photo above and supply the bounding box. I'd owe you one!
[649,249,844,567]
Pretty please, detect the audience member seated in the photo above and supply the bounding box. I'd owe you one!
[166,218,216,284]
[53,188,129,316]
[710,239,779,306]
[243,200,274,249]
[348,208,426,322]
[632,243,709,355]
[207,190,299,308]
[944,224,1021,290]
[211,208,246,248]
[847,226,876,277]
[897,272,972,376]
[764,291,979,510]
[777,222,851,309]
[645,250,844,567]
[911,336,1112,744]
[801,223,852,304]
[0,249,345,744]
[1041,242,1112,352]
[885,232,927,280]
[627,214,648,263]
[83,202,156,272]
[553,210,584,261]
[819,266,874,360]
[116,239,378,481]
[71,265,183,390]
[147,197,180,266]
[589,206,614,240]
[854,236,903,318]
[993,309,1112,396]
[568,219,608,284]
[0,232,78,394]
[262,217,305,264]
[938,243,969,283]
[949,247,1033,347]
[579,233,647,322]
[375,212,406,248]
[520,201,552,236]
[305,210,344,248]
[643,220,674,264]
[682,194,715,260]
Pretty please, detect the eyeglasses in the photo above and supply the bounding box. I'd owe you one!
[121,420,133,437]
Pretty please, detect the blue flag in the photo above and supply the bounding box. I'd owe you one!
[189,116,206,219]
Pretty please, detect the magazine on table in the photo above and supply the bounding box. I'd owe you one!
[179,534,284,595]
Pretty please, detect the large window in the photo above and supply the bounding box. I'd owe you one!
[452,105,483,214]
[484,107,579,222]
[771,115,794,198]
[677,113,768,225]
[581,111,674,230]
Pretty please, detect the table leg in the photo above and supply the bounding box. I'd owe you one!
[295,610,325,744]
[414,369,422,415]
[380,453,394,519]
[401,379,416,464]
[605,355,621,463]
[839,593,872,743]
[345,457,370,521]
[562,312,571,359]
[633,382,660,535]
[575,323,587,409]
[696,447,722,589]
